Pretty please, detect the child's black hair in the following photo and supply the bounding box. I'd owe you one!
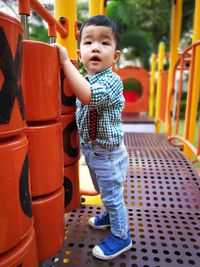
[78,15,119,50]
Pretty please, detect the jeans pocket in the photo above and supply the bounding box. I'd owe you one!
[93,147,110,160]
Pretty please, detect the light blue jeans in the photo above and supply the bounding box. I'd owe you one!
[81,141,129,239]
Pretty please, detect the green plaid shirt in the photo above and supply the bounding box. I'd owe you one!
[76,67,125,148]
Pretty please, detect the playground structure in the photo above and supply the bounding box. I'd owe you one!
[0,0,200,266]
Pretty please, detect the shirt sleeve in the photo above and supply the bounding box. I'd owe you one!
[89,75,123,108]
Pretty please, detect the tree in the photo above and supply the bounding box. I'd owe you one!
[106,0,171,68]
[106,0,195,69]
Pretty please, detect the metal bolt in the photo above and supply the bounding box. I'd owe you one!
[59,16,67,25]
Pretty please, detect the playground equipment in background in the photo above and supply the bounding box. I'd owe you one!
[115,66,149,114]
[151,42,169,133]
[167,40,200,162]
[115,66,155,132]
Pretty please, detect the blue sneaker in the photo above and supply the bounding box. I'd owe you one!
[88,213,111,229]
[92,232,132,260]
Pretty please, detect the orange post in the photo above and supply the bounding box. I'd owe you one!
[18,0,30,15]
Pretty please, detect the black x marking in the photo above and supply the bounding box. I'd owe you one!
[0,26,25,124]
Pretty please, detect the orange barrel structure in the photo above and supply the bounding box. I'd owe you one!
[0,227,38,267]
[22,40,60,122]
[115,66,149,114]
[32,187,65,261]
[64,162,80,212]
[24,122,63,197]
[0,12,26,138]
[0,134,33,254]
[61,60,78,115]
[59,113,80,166]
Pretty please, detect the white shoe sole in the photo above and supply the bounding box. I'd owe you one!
[88,217,111,230]
[92,241,132,260]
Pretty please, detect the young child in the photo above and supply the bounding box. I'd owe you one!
[54,15,132,260]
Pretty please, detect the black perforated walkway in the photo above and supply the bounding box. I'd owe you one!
[41,132,200,267]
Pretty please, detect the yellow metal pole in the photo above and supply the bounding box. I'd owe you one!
[155,43,165,133]
[149,53,156,118]
[184,0,200,158]
[54,0,77,60]
[100,0,106,15]
[165,0,182,133]
[89,0,100,17]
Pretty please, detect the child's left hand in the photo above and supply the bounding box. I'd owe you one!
[51,43,69,65]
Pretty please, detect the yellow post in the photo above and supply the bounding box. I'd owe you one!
[89,0,100,17]
[184,0,200,158]
[149,53,156,118]
[155,42,165,133]
[100,0,106,15]
[165,0,182,133]
[54,0,77,60]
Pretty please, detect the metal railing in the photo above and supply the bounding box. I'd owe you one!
[18,0,68,41]
[167,40,200,162]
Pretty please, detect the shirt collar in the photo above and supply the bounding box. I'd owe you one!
[86,67,112,84]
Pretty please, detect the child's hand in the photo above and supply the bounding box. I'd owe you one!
[52,43,69,65]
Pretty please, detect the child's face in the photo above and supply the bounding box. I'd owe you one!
[78,25,120,75]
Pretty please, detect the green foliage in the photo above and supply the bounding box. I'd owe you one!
[106,0,136,30]
[120,31,151,68]
[77,1,88,22]
[106,0,195,69]
[29,24,49,43]
[182,0,195,34]
[132,0,171,46]
[106,0,171,69]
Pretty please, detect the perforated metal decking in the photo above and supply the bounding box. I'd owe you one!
[122,114,155,124]
[41,132,200,267]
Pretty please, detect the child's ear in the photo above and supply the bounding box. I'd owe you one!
[77,49,81,61]
[114,50,121,63]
